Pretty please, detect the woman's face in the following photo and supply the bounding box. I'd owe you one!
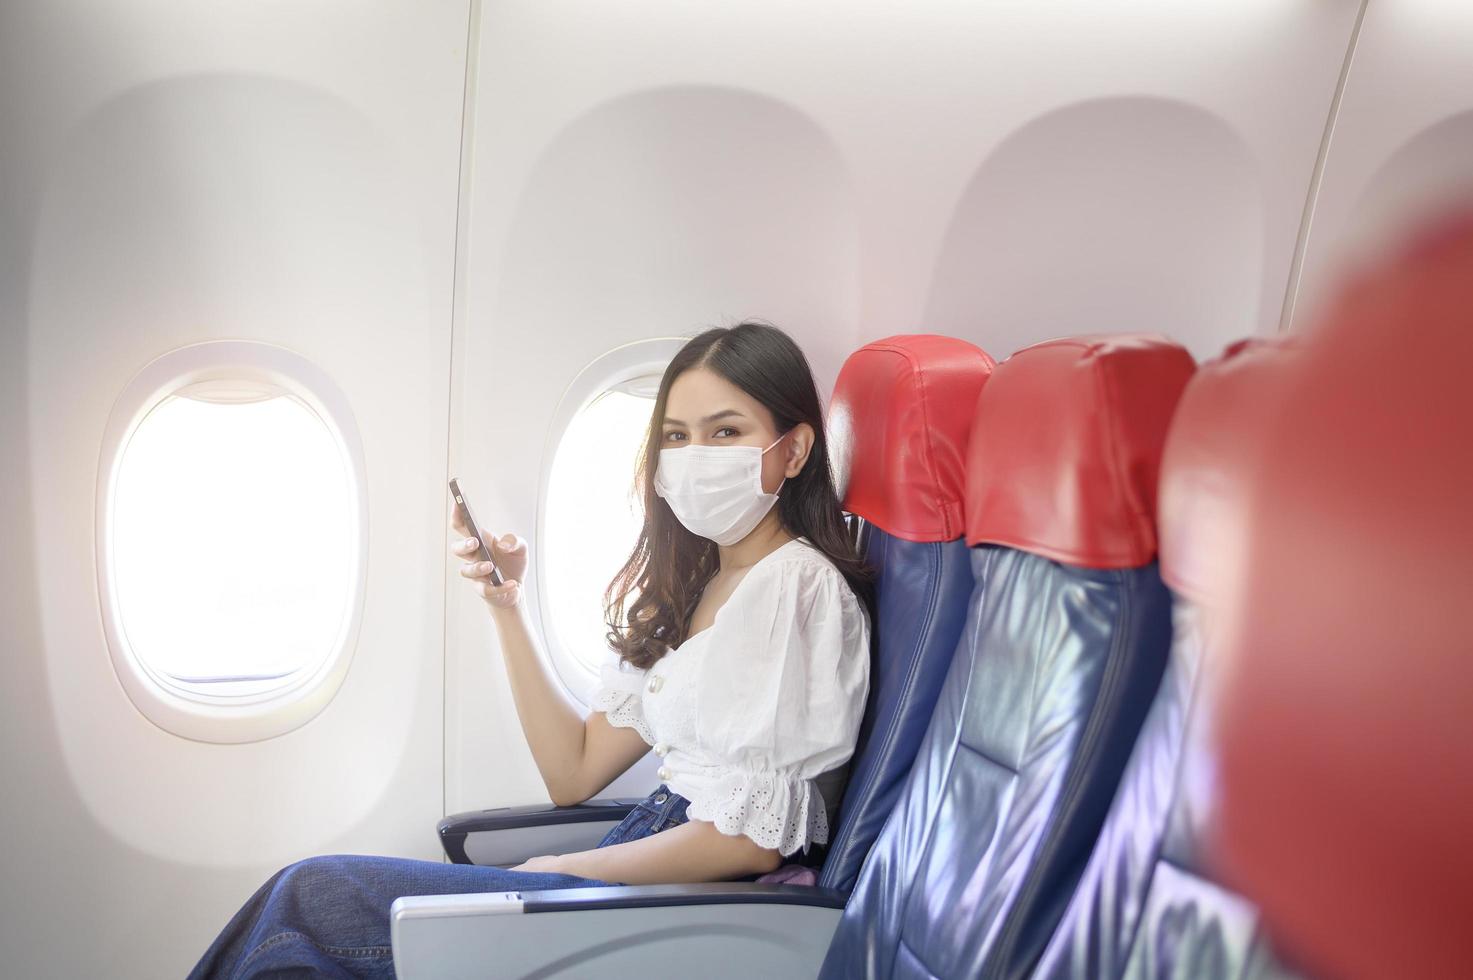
[661,367,809,494]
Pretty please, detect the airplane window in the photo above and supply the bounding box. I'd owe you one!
[110,380,356,699]
[542,378,658,677]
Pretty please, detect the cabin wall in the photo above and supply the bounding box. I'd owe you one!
[1,2,1467,977]
[446,0,1372,820]
[1291,1,1473,328]
[0,4,472,978]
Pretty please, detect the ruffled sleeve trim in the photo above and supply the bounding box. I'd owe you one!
[683,768,829,857]
[591,662,654,746]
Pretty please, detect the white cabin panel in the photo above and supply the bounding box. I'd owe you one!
[1291,1,1473,329]
[2,2,470,977]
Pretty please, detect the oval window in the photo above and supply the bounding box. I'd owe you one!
[537,339,685,695]
[99,341,367,742]
[543,379,659,676]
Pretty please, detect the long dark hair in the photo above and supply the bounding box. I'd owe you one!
[603,321,873,670]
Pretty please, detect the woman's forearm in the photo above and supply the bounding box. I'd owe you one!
[557,819,784,884]
[488,602,589,804]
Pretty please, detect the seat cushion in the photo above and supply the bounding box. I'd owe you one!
[821,548,1174,979]
[1032,603,1297,980]
[818,531,975,893]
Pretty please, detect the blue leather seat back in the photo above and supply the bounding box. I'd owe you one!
[1034,339,1304,979]
[822,335,1196,979]
[819,335,994,895]
[1033,603,1294,980]
[826,549,1175,979]
[820,531,975,892]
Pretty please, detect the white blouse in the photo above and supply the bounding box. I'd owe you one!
[591,536,871,857]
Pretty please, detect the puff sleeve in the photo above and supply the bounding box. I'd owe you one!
[688,557,871,856]
[590,660,655,746]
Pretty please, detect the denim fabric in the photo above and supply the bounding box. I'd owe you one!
[188,786,689,980]
[594,783,690,847]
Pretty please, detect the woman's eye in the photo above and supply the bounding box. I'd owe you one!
[714,426,737,438]
[664,431,685,443]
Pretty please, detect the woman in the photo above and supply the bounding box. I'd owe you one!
[188,321,873,978]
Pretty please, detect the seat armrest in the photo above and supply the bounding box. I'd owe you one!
[391,883,845,979]
[438,798,641,865]
[514,881,846,911]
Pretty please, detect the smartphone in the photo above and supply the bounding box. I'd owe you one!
[448,478,504,586]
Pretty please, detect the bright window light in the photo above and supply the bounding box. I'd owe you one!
[111,383,355,695]
[543,384,656,674]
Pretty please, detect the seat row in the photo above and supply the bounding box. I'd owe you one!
[394,213,1473,978]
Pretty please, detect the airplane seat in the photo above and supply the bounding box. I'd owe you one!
[820,333,996,893]
[1031,336,1307,980]
[1214,211,1473,980]
[433,335,994,876]
[392,334,995,978]
[821,335,1195,980]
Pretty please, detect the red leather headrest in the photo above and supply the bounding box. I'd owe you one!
[831,335,995,542]
[1157,337,1301,603]
[1215,210,1473,980]
[965,335,1196,567]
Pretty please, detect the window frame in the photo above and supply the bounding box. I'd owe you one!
[533,338,686,703]
[96,340,368,744]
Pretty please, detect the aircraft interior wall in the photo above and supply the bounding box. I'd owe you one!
[1,1,1470,976]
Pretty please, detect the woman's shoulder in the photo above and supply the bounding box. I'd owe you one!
[749,536,867,616]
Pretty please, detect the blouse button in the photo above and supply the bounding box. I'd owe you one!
[646,676,664,694]
[657,765,672,782]
[654,742,669,757]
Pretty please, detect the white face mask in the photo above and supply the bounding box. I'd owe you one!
[654,431,790,546]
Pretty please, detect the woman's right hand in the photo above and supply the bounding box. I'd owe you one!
[450,509,529,610]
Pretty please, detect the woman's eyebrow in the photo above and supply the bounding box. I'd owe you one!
[662,409,747,427]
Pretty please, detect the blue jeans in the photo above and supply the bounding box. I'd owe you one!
[187,786,691,979]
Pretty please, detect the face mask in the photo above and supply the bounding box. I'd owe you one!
[654,431,790,546]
